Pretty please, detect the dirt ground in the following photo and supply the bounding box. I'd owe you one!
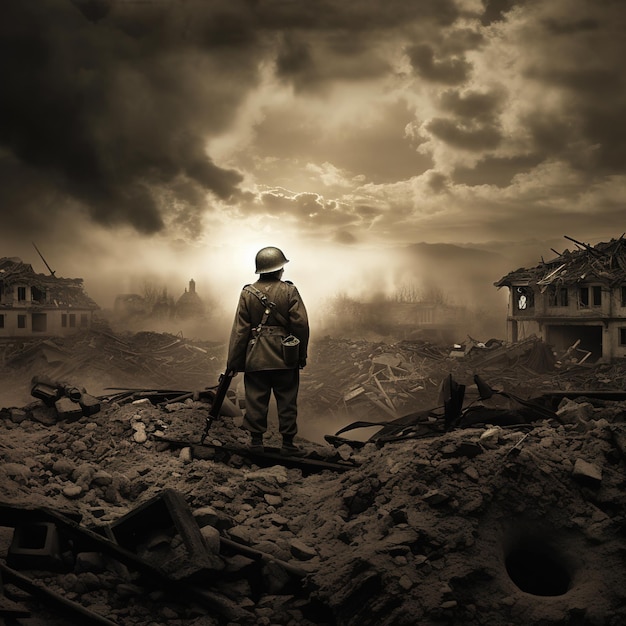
[1,330,626,625]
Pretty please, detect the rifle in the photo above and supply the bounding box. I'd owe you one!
[200,369,236,444]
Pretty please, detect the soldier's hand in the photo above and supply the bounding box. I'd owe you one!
[299,360,307,369]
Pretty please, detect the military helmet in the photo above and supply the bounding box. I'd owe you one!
[255,246,289,273]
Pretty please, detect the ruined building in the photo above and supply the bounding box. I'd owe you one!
[495,236,626,362]
[175,278,205,319]
[0,257,99,337]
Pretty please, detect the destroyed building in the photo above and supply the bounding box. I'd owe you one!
[0,257,99,338]
[495,236,626,363]
[175,278,205,319]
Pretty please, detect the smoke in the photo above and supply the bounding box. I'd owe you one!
[0,0,251,239]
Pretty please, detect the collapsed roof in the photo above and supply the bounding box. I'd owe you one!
[0,257,99,309]
[495,236,626,291]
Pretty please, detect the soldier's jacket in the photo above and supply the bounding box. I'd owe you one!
[227,277,309,372]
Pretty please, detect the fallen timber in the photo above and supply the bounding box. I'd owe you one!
[0,499,294,625]
[0,560,118,626]
[155,436,358,474]
[326,373,565,448]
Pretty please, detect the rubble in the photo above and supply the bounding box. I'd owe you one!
[0,329,626,624]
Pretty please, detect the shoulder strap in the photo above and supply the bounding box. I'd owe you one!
[244,284,290,328]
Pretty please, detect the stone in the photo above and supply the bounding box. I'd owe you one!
[75,552,106,574]
[63,484,83,499]
[557,399,594,425]
[179,447,192,464]
[9,408,28,424]
[30,405,57,425]
[264,493,282,507]
[200,525,221,554]
[479,427,501,448]
[423,490,449,505]
[132,423,147,444]
[572,458,602,488]
[3,463,31,480]
[289,539,317,560]
[52,458,76,476]
[398,575,414,590]
[193,506,221,527]
[91,470,113,486]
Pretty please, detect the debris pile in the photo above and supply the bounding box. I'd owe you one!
[1,327,626,624]
[496,235,626,290]
[0,327,226,395]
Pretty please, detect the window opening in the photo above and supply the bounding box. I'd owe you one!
[592,286,602,306]
[548,286,568,307]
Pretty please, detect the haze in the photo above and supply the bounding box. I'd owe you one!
[1,0,625,332]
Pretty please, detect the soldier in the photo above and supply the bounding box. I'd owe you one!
[227,247,309,454]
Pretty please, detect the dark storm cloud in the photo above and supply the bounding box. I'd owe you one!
[256,0,460,31]
[426,118,502,151]
[0,0,249,237]
[274,31,393,93]
[439,89,505,121]
[427,172,448,193]
[480,0,520,26]
[406,44,472,85]
[452,154,544,187]
[542,16,600,35]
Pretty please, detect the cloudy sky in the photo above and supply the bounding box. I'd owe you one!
[1,0,625,313]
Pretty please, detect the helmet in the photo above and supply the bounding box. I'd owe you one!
[255,246,289,274]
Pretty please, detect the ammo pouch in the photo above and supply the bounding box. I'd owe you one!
[281,334,300,368]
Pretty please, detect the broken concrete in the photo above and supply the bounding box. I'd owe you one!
[1,329,626,625]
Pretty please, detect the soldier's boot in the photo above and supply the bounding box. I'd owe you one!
[250,433,264,453]
[280,436,304,457]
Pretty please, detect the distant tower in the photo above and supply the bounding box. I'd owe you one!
[176,278,204,319]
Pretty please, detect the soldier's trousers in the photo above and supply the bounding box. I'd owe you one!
[243,368,300,438]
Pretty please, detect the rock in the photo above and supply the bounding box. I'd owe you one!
[132,422,147,444]
[228,526,253,545]
[572,458,602,488]
[245,466,288,485]
[423,490,449,505]
[289,539,317,560]
[91,470,113,486]
[55,396,83,421]
[52,458,76,476]
[557,399,594,424]
[262,560,292,594]
[30,405,57,425]
[2,463,31,480]
[264,493,282,507]
[63,484,83,499]
[463,466,480,481]
[267,514,289,528]
[441,441,483,458]
[8,408,28,424]
[193,506,221,527]
[75,552,106,574]
[399,575,414,590]
[179,447,192,463]
[479,426,502,448]
[200,525,221,554]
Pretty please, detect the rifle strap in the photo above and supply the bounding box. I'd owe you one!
[244,284,290,330]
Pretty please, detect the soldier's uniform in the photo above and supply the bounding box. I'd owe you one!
[227,248,309,452]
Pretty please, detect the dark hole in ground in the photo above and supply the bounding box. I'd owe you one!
[505,542,571,596]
